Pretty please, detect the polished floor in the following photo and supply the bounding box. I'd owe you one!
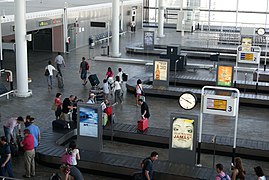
[0,28,268,179]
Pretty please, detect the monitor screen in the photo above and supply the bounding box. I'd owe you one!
[207,98,227,111]
[79,106,98,137]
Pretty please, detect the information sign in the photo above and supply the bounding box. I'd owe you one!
[144,31,154,50]
[203,94,237,117]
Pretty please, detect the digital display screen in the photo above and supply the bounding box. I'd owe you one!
[207,98,227,111]
[240,53,254,61]
[79,106,98,137]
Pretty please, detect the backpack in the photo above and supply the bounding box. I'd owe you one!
[60,149,72,165]
[217,174,230,180]
[140,157,150,169]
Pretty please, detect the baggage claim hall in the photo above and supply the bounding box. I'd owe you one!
[0,0,269,179]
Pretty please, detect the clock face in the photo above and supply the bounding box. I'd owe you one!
[178,92,197,110]
[257,28,265,36]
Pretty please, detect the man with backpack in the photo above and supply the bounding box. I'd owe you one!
[141,151,158,180]
[215,163,231,180]
[79,57,90,85]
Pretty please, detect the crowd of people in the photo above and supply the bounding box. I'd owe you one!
[1,115,40,178]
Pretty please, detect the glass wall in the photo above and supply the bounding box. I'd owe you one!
[144,0,269,28]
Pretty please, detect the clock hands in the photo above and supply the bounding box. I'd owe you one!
[181,97,192,104]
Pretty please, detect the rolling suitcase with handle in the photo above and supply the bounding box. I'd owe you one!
[137,118,148,132]
[88,74,100,87]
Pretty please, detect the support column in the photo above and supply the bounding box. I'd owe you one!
[158,0,165,37]
[111,0,121,57]
[0,16,3,69]
[63,2,68,53]
[14,0,31,97]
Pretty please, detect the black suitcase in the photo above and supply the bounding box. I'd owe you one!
[52,120,69,129]
[122,73,128,81]
[88,74,100,87]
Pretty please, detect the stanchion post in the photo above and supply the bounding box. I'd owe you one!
[197,142,201,164]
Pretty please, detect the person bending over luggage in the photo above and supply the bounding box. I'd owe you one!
[138,99,150,120]
[3,116,25,143]
[60,164,84,180]
[0,136,14,178]
[62,95,76,121]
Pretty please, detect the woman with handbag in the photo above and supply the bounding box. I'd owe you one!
[135,79,143,106]
[53,93,62,120]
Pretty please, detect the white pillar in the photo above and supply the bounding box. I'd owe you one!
[63,3,68,53]
[14,0,31,97]
[0,17,3,64]
[120,0,124,31]
[158,0,165,37]
[111,0,121,57]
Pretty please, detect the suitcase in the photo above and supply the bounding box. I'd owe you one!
[88,74,100,87]
[56,74,64,88]
[137,118,148,131]
[122,73,128,81]
[52,119,70,129]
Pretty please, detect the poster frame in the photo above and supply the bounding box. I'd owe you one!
[153,59,170,87]
[216,64,234,87]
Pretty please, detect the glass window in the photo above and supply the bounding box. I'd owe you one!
[238,0,268,12]
[237,13,266,26]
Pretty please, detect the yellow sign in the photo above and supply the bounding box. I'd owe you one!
[154,61,167,81]
[217,65,233,87]
[207,98,227,111]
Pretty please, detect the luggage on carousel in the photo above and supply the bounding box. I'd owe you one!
[88,74,100,87]
[137,118,148,132]
[52,119,70,129]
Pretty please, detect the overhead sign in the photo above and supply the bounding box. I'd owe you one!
[203,94,237,117]
[90,21,106,28]
[237,46,261,64]
[38,20,51,27]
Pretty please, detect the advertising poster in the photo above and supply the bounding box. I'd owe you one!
[79,106,98,137]
[217,65,233,87]
[241,37,252,52]
[154,61,167,81]
[172,118,194,150]
[144,31,154,50]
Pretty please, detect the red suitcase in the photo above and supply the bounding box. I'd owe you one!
[137,118,148,131]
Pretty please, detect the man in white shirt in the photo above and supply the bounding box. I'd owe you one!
[54,52,65,77]
[3,116,25,143]
[45,61,57,90]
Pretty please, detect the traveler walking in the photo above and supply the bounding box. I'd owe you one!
[231,157,246,180]
[141,151,158,180]
[0,136,14,177]
[54,52,65,77]
[138,99,150,119]
[45,60,57,90]
[215,163,230,180]
[79,57,89,85]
